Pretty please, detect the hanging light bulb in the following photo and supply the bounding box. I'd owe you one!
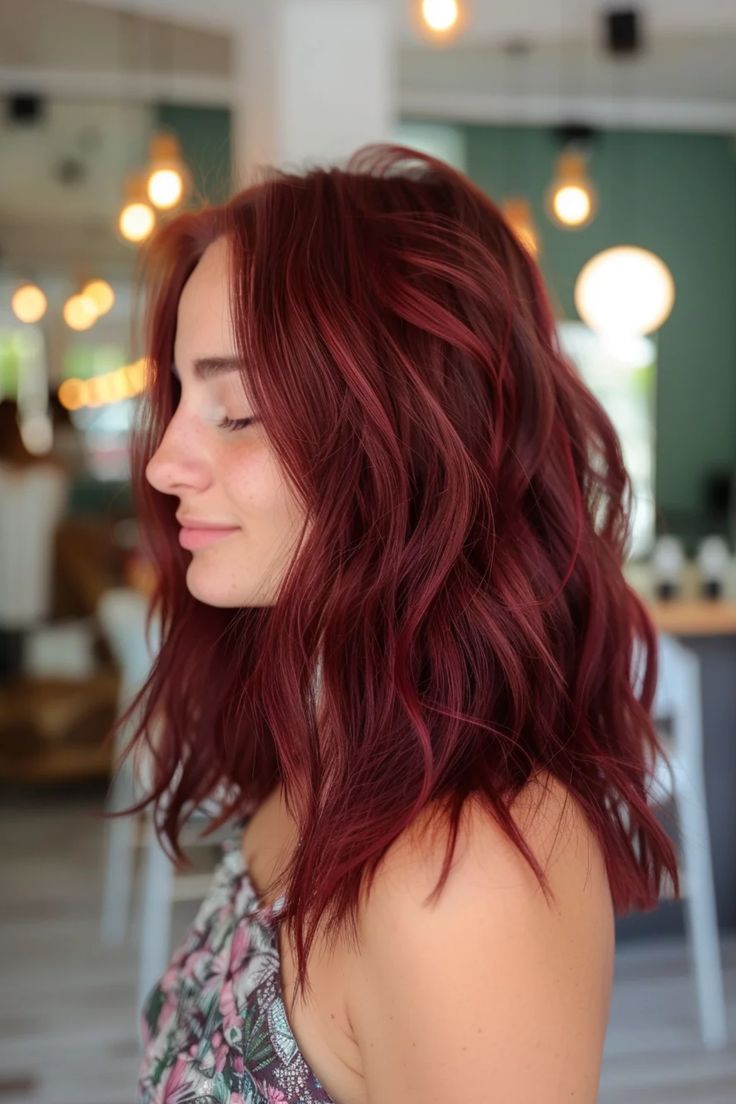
[145,131,191,210]
[575,246,675,337]
[125,357,148,393]
[11,282,48,324]
[63,292,98,331]
[419,0,462,37]
[502,197,540,258]
[118,173,156,243]
[81,278,115,317]
[546,151,597,229]
[57,378,86,411]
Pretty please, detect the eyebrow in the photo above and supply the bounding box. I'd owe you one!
[171,356,245,381]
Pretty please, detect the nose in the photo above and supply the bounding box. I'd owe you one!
[145,413,213,496]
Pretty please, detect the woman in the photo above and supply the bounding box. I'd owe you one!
[114,144,680,1103]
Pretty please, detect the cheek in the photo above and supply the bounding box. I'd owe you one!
[220,442,306,531]
[222,445,281,512]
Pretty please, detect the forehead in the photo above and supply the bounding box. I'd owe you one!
[174,237,235,367]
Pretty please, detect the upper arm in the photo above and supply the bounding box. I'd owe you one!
[347,777,615,1104]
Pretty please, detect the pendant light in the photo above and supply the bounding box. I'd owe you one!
[145,131,191,211]
[418,0,462,38]
[574,8,674,337]
[502,197,540,258]
[575,245,675,337]
[115,9,156,243]
[118,172,156,244]
[80,278,115,317]
[11,282,47,324]
[499,36,540,258]
[62,290,98,332]
[547,152,596,227]
[545,127,598,230]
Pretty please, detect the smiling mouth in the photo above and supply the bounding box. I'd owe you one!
[178,526,240,550]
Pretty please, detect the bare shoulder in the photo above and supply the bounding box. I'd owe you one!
[345,772,615,1103]
[356,771,612,922]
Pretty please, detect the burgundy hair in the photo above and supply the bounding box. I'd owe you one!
[105,143,680,1006]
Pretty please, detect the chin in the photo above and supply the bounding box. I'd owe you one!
[184,560,272,608]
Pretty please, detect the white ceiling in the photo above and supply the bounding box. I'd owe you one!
[1,0,735,281]
[55,0,736,43]
[3,0,736,122]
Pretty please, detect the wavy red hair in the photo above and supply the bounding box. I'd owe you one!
[104,143,680,1006]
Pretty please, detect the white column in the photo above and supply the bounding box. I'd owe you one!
[231,0,397,187]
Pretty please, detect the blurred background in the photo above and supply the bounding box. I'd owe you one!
[0,1,735,1101]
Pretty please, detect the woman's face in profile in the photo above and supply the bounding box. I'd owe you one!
[145,235,308,608]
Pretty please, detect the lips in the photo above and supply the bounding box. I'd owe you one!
[176,518,240,549]
[176,516,239,529]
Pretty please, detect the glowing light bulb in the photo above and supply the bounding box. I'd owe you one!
[124,358,148,394]
[575,246,675,337]
[546,152,597,229]
[63,293,98,331]
[552,185,592,227]
[58,379,86,410]
[119,202,155,243]
[11,283,47,323]
[86,377,104,406]
[421,0,459,34]
[81,279,115,316]
[146,131,190,210]
[147,168,184,209]
[118,172,157,243]
[502,197,540,258]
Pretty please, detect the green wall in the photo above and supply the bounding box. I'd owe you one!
[465,125,736,547]
[156,106,736,547]
[156,104,231,207]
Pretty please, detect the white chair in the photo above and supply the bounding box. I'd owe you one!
[96,587,225,1022]
[135,787,237,1020]
[0,462,70,633]
[97,587,161,953]
[0,461,70,682]
[632,632,728,1050]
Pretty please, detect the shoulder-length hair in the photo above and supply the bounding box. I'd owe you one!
[107,143,679,1006]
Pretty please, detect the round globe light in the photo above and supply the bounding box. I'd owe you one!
[11,283,47,324]
[421,0,459,33]
[552,184,592,227]
[147,168,184,210]
[63,293,98,331]
[119,202,155,244]
[575,246,675,337]
[81,279,115,316]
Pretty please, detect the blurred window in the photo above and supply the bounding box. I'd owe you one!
[557,320,656,560]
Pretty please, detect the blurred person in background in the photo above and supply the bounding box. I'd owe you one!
[0,397,71,683]
[47,389,88,480]
[112,144,680,1104]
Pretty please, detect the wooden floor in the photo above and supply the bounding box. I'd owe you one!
[1,784,735,1104]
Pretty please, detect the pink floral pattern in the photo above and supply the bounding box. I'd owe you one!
[137,820,337,1103]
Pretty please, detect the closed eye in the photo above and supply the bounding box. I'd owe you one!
[218,415,254,432]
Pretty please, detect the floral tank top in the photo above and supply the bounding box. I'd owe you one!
[137,815,338,1104]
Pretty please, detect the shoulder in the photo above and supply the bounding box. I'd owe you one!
[355,771,610,926]
[345,773,615,1103]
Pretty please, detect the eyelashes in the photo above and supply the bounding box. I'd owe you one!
[168,378,253,433]
[217,415,254,432]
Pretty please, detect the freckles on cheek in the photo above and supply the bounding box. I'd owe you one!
[227,449,271,509]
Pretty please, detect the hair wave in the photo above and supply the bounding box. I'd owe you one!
[103,143,680,1007]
